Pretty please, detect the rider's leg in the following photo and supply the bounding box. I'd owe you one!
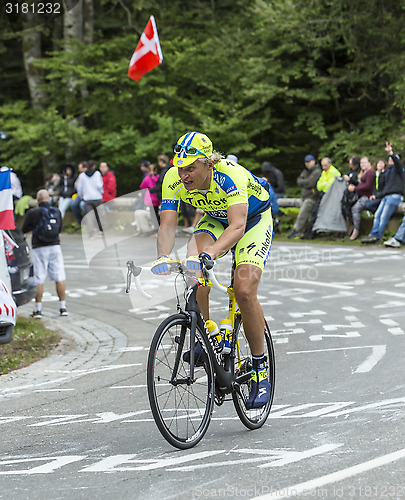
[233,264,264,356]
[186,231,215,321]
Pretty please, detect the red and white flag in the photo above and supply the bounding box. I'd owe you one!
[128,16,163,81]
[0,169,15,230]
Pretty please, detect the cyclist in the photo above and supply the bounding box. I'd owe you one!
[151,132,273,408]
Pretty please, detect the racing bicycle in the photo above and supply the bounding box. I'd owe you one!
[126,256,275,449]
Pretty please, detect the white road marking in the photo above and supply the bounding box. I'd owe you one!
[110,385,147,389]
[322,397,405,418]
[377,290,405,299]
[272,328,305,336]
[289,310,327,318]
[379,317,405,335]
[166,444,342,471]
[44,364,142,376]
[354,345,386,373]
[284,319,322,326]
[341,306,361,312]
[287,345,386,373]
[267,403,354,419]
[34,389,75,393]
[375,300,405,309]
[323,316,365,331]
[80,450,225,472]
[388,327,405,335]
[278,279,352,290]
[309,331,361,341]
[0,456,86,475]
[324,292,358,300]
[117,347,147,352]
[251,447,405,500]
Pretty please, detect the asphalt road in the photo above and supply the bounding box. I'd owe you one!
[1,232,404,500]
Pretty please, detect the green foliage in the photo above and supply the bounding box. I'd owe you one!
[1,0,405,193]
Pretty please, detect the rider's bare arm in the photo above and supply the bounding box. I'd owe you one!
[157,210,178,257]
[203,203,248,259]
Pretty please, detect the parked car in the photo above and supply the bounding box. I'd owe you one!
[3,225,36,307]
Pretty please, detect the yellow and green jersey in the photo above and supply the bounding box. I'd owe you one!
[161,159,271,224]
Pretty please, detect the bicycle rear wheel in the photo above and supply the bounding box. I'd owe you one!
[232,316,275,429]
[147,314,215,449]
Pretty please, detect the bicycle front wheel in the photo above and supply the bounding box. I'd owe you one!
[232,316,275,429]
[147,314,215,449]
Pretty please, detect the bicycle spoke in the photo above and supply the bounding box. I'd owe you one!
[148,316,214,448]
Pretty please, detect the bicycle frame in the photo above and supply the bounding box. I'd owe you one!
[126,259,254,400]
[175,277,251,398]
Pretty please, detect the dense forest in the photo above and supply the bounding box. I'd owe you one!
[1,0,404,195]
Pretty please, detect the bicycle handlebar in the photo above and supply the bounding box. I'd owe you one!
[126,260,152,300]
[204,261,228,295]
[125,258,228,299]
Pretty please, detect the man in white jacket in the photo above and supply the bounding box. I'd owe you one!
[76,160,104,237]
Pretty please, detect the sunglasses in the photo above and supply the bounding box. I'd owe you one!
[173,144,208,157]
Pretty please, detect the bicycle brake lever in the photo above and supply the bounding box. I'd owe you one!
[125,261,133,293]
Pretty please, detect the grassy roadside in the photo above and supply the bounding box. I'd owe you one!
[0,317,60,375]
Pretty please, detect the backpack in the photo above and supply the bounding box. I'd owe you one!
[33,206,60,242]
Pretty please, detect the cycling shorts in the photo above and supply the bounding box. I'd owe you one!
[194,207,273,270]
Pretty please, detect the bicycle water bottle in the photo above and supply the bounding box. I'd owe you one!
[219,318,232,355]
[205,320,223,353]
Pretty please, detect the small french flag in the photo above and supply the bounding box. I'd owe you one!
[0,169,15,230]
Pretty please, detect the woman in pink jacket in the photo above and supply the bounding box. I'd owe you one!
[140,164,160,224]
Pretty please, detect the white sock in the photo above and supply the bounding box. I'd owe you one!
[35,303,42,312]
[60,300,66,309]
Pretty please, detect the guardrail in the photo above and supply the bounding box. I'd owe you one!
[277,198,405,214]
[108,196,405,215]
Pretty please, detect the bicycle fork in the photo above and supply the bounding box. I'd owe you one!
[170,312,198,385]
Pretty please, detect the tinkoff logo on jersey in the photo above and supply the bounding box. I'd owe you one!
[255,228,272,259]
[168,179,182,191]
[186,195,227,208]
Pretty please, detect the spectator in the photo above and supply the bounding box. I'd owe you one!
[76,159,104,237]
[70,161,87,226]
[261,161,285,198]
[58,163,77,221]
[362,142,405,244]
[317,157,341,193]
[139,160,151,179]
[302,156,341,239]
[45,173,61,206]
[287,154,322,239]
[22,189,68,317]
[363,159,386,214]
[384,215,405,247]
[100,161,117,203]
[343,156,361,185]
[139,163,160,226]
[10,171,23,201]
[149,154,171,206]
[348,156,375,240]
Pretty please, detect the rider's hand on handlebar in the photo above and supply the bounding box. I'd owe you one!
[151,256,181,275]
[185,255,202,272]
